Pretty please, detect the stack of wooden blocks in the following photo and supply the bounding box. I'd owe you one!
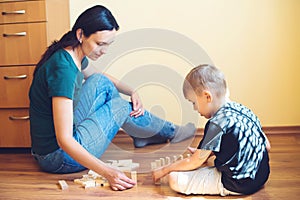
[58,159,139,190]
[74,159,139,189]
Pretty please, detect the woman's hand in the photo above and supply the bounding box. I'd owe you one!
[104,167,136,191]
[130,91,144,118]
[103,73,145,118]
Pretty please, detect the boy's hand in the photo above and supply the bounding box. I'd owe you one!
[187,146,197,154]
[206,155,216,167]
[152,167,165,183]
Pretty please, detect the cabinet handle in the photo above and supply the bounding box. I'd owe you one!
[3,32,27,37]
[9,116,30,120]
[4,74,27,79]
[2,10,26,15]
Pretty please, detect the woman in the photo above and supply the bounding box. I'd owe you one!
[29,5,195,191]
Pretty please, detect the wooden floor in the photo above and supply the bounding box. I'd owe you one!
[0,132,299,200]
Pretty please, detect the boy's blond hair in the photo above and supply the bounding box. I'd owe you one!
[183,64,227,98]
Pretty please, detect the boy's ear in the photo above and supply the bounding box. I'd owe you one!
[203,90,213,103]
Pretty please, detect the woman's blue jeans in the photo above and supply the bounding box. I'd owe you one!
[32,74,176,173]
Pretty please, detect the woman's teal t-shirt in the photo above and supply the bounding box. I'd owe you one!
[29,49,84,155]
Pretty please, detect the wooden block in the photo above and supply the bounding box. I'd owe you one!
[160,158,168,184]
[154,178,161,185]
[165,156,171,165]
[74,178,85,186]
[117,166,132,172]
[82,174,90,181]
[95,179,110,187]
[88,169,98,176]
[88,170,102,179]
[108,160,139,171]
[155,159,161,168]
[130,162,140,170]
[106,160,118,165]
[100,182,110,187]
[58,180,68,190]
[151,161,157,170]
[111,162,120,167]
[74,169,110,188]
[160,158,165,166]
[179,155,184,160]
[117,159,133,166]
[173,155,178,163]
[131,171,137,187]
[84,180,97,189]
[154,160,162,185]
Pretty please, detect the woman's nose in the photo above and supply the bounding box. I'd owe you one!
[100,46,108,54]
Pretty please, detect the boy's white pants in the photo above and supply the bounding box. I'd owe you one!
[169,167,240,196]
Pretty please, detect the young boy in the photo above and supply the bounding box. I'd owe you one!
[152,64,270,196]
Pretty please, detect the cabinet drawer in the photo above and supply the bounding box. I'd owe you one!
[0,108,30,147]
[0,1,46,24]
[0,22,47,66]
[0,66,34,108]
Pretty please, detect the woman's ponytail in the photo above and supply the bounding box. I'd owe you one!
[33,31,79,76]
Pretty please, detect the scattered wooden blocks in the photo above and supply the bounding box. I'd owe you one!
[74,171,109,189]
[58,180,68,190]
[73,159,140,189]
[107,159,140,171]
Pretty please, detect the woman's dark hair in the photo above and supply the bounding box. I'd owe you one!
[33,5,119,76]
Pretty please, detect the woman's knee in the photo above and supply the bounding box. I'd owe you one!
[86,73,112,87]
[83,73,119,100]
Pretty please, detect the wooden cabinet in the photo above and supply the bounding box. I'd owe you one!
[0,0,70,147]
